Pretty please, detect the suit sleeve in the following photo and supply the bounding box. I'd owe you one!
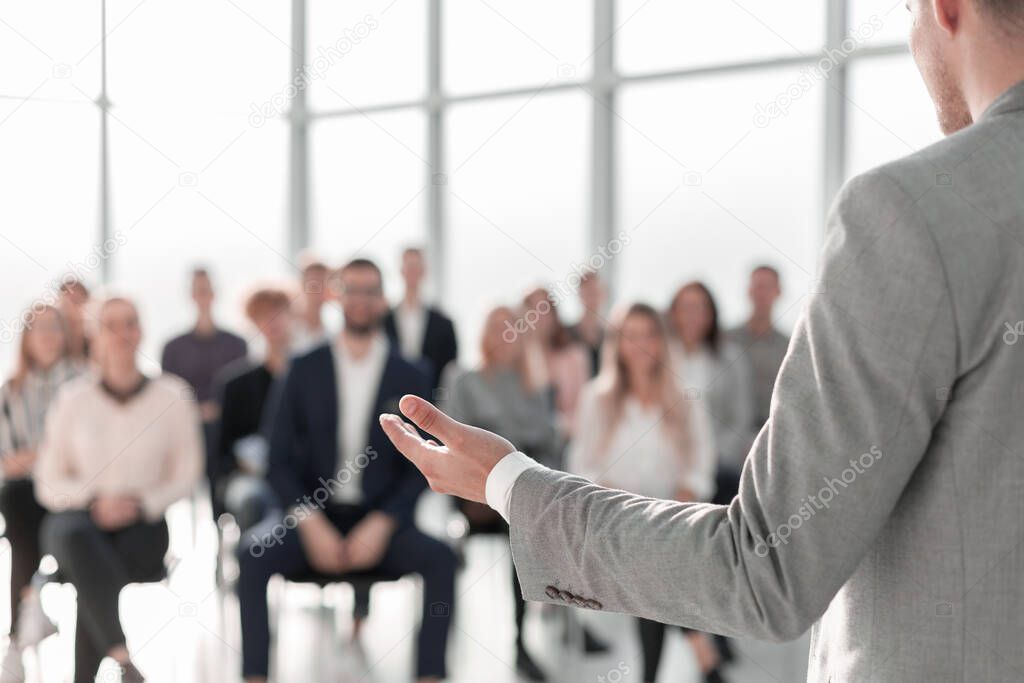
[438,316,459,384]
[266,362,305,507]
[507,170,958,641]
[212,373,238,480]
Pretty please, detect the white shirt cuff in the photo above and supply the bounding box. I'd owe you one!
[485,451,541,522]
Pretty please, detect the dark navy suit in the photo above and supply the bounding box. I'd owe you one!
[383,306,458,392]
[236,342,456,679]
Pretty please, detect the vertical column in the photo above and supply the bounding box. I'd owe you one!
[288,0,310,261]
[823,0,849,224]
[590,0,617,295]
[99,0,111,283]
[427,0,446,300]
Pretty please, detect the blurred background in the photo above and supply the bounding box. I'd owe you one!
[0,0,941,376]
[0,1,942,681]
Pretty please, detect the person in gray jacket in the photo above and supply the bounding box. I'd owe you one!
[379,1,1024,680]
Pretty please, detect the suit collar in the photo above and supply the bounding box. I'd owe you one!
[981,79,1024,121]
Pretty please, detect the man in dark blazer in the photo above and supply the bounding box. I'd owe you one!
[236,258,455,683]
[383,247,458,392]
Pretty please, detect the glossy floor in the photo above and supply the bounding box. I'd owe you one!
[3,495,809,682]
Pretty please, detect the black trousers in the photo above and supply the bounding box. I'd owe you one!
[238,504,456,679]
[637,618,691,682]
[0,478,47,633]
[41,511,168,683]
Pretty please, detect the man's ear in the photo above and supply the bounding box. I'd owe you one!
[932,0,961,36]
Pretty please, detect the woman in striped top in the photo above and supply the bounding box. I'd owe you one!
[0,304,81,682]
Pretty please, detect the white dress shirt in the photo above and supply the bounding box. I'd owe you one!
[485,450,541,522]
[332,333,389,504]
[568,383,716,502]
[395,303,427,361]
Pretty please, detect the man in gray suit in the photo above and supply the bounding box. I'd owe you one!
[380,0,1024,679]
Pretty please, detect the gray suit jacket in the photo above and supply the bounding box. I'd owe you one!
[508,81,1024,682]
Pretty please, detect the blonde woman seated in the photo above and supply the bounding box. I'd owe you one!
[34,296,203,683]
[568,303,725,683]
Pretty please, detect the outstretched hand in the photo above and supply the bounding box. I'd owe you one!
[378,394,516,504]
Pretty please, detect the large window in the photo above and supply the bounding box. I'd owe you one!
[616,0,825,73]
[0,0,942,381]
[617,69,822,329]
[446,91,590,361]
[310,110,428,298]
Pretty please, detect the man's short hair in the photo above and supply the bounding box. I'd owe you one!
[301,260,328,278]
[244,287,291,323]
[402,246,424,259]
[338,257,383,282]
[978,0,1024,26]
[752,264,781,283]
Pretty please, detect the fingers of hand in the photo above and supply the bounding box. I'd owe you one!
[398,394,461,445]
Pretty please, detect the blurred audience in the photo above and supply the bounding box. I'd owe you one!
[237,259,453,683]
[0,256,790,681]
[383,247,458,392]
[443,305,557,681]
[35,296,203,683]
[0,305,82,682]
[567,270,607,377]
[727,266,789,435]
[211,287,292,532]
[568,303,724,683]
[522,287,590,442]
[292,258,329,354]
[667,282,755,506]
[56,279,91,363]
[161,267,247,510]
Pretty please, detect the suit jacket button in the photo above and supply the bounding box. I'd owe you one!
[558,590,573,602]
[585,599,602,610]
[544,586,559,599]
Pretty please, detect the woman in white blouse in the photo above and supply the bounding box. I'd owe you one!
[34,296,202,683]
[569,302,723,683]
